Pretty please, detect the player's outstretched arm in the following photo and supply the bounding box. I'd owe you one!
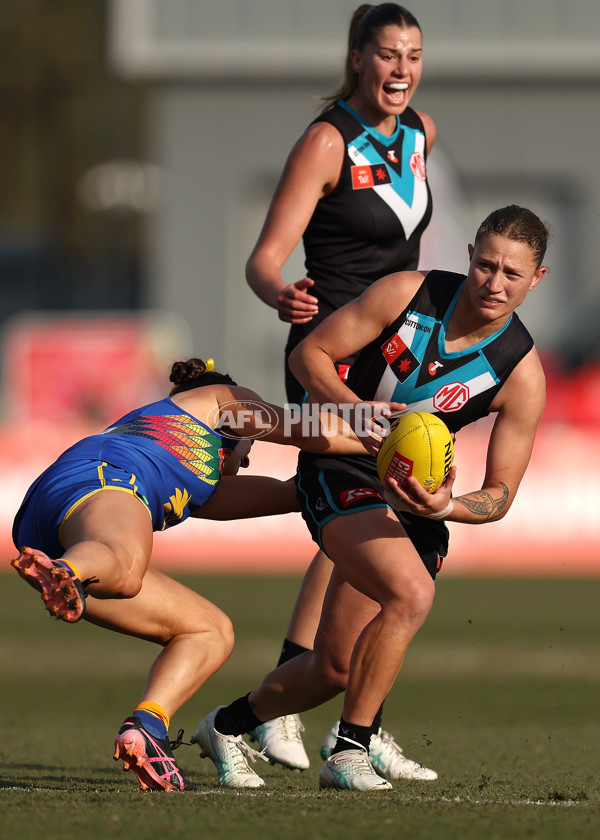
[194,475,300,520]
[217,386,403,456]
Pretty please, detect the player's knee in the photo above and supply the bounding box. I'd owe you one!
[386,576,435,629]
[188,607,234,670]
[112,569,144,599]
[99,544,148,598]
[313,649,350,693]
[324,666,349,693]
[211,610,235,662]
[108,558,145,598]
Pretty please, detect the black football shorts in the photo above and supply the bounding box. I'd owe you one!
[296,451,449,580]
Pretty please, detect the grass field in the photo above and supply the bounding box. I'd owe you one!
[1,571,599,840]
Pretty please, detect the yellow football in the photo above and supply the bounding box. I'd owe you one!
[377,411,453,493]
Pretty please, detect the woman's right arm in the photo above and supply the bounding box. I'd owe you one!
[245,122,344,324]
[194,475,300,520]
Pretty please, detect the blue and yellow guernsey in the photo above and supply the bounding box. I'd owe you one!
[51,397,233,530]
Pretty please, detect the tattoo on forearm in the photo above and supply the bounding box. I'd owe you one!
[456,481,509,520]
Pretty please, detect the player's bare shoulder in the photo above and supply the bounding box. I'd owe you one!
[299,119,345,154]
[361,270,426,324]
[289,121,346,195]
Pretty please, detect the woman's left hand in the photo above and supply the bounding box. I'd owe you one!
[383,466,456,518]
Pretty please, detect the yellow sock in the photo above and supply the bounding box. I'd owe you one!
[57,558,81,579]
[134,701,170,731]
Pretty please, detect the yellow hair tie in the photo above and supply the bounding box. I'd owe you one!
[205,358,215,372]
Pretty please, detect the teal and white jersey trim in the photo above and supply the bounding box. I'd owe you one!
[339,100,428,239]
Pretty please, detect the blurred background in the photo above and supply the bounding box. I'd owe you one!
[1,0,599,573]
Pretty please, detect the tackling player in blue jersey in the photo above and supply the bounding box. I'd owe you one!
[11,357,390,792]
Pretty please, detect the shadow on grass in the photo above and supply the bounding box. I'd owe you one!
[0,761,124,792]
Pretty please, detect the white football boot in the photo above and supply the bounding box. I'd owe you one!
[249,714,310,771]
[321,721,438,781]
[192,707,268,788]
[319,748,393,791]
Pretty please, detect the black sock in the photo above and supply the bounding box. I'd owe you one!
[277,638,311,667]
[371,702,384,735]
[330,716,373,756]
[213,694,262,736]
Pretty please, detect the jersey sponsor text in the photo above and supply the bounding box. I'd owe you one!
[404,317,431,333]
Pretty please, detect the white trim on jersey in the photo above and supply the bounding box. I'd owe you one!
[374,370,498,414]
[374,365,400,403]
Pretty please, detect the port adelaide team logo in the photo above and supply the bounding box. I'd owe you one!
[381,335,420,383]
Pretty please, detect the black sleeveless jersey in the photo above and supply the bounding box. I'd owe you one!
[347,270,535,434]
[301,99,433,317]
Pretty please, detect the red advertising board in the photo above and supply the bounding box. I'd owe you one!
[2,318,599,575]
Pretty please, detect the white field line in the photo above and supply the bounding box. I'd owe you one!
[2,786,590,807]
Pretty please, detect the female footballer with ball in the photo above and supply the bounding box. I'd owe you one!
[193,205,550,791]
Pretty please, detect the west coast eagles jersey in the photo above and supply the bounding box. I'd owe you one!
[346,270,535,434]
[24,397,235,532]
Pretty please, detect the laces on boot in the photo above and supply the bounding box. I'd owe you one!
[169,729,192,750]
[82,576,100,590]
[378,729,404,754]
[280,714,305,742]
[237,739,269,767]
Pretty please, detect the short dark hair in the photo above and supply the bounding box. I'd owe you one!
[474,205,551,269]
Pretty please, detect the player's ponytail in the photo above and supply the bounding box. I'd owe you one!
[169,358,237,394]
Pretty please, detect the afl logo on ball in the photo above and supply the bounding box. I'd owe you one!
[433,383,469,413]
[409,152,426,181]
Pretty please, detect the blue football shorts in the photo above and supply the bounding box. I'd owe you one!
[12,459,152,558]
